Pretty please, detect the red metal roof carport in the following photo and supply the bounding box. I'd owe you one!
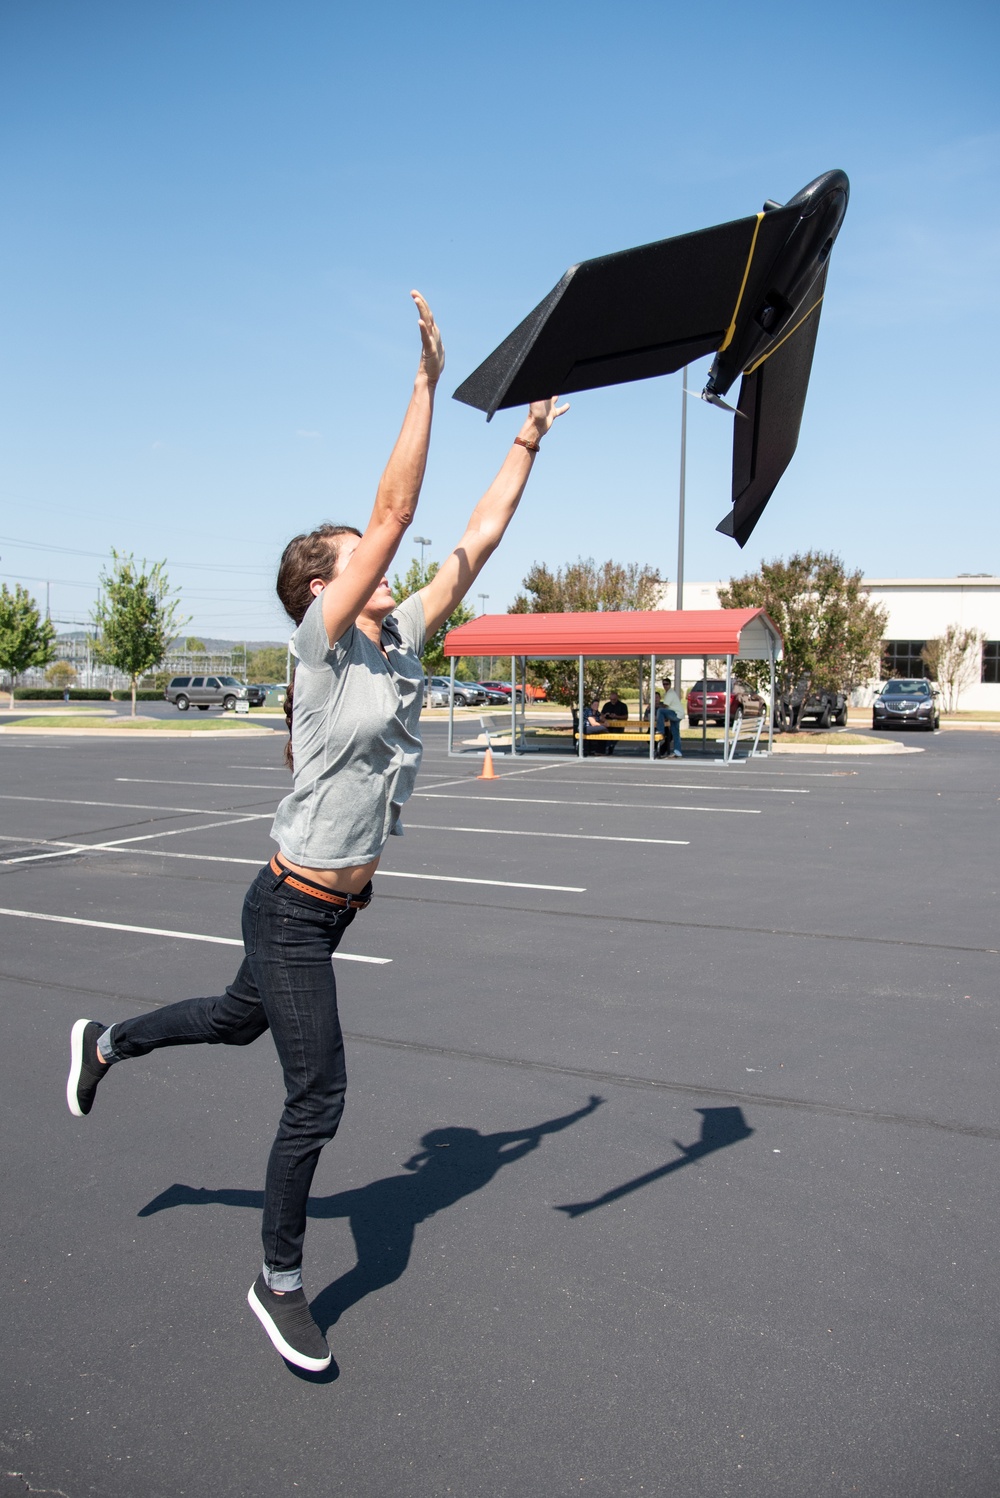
[442,608,783,762]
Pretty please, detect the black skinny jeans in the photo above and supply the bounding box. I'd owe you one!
[107,861,364,1291]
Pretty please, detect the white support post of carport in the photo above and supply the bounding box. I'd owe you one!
[649,654,656,760]
[701,656,708,755]
[767,637,775,755]
[578,654,585,760]
[510,654,517,756]
[722,652,733,764]
[448,656,456,756]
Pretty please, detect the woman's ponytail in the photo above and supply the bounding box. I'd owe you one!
[274,522,361,774]
[283,670,295,772]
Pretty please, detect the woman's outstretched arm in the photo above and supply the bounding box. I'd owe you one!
[320,291,445,645]
[417,396,569,637]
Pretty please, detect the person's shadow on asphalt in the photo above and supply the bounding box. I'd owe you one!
[138,1095,604,1333]
[554,1106,754,1217]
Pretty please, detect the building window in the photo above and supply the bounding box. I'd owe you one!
[881,641,931,679]
[983,642,1000,684]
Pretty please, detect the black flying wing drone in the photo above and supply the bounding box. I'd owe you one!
[453,170,849,546]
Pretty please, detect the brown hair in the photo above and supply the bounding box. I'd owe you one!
[277,523,361,770]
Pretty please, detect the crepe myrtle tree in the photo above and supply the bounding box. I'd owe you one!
[719,552,887,731]
[921,625,984,713]
[390,557,477,679]
[0,583,57,706]
[509,557,664,706]
[91,552,187,716]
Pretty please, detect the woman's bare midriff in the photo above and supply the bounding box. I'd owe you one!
[279,855,380,895]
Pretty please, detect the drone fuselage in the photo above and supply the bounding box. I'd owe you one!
[705,169,849,400]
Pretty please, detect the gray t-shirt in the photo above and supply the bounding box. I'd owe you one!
[270,591,426,869]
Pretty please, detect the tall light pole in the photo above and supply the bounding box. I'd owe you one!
[673,368,688,694]
[413,535,432,571]
[477,594,489,678]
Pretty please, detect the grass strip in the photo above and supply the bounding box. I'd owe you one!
[3,715,272,731]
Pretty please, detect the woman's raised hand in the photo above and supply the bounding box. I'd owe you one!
[524,395,571,441]
[412,290,445,385]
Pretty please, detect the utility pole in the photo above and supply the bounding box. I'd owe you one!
[673,369,688,696]
[477,595,489,679]
[413,535,432,571]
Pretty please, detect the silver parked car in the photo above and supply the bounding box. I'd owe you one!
[423,676,487,707]
[164,675,249,712]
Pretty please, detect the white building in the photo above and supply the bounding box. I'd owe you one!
[659,577,1000,711]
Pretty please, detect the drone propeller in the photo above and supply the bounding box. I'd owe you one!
[686,388,747,417]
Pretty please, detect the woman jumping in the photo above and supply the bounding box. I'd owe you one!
[66,292,567,1371]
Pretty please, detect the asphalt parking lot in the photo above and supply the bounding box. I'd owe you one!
[2,724,999,1498]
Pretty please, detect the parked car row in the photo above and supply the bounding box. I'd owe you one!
[422,677,547,707]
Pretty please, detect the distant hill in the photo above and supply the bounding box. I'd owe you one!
[55,632,287,650]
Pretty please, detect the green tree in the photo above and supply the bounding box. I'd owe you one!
[45,660,77,690]
[248,645,290,684]
[509,557,664,705]
[390,558,476,678]
[0,584,57,707]
[719,551,887,731]
[921,625,984,712]
[91,552,187,716]
[185,636,206,653]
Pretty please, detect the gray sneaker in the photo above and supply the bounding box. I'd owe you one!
[248,1274,331,1371]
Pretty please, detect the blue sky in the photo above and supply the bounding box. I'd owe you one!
[1,0,997,641]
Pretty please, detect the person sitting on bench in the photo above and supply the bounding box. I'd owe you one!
[656,677,684,758]
[601,690,628,753]
[583,697,610,755]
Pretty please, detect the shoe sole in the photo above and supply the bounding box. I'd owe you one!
[67,1018,90,1117]
[247,1283,331,1371]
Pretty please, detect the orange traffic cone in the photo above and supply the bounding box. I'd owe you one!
[477,745,498,780]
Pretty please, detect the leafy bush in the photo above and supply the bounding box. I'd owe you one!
[13,688,113,700]
[112,689,164,701]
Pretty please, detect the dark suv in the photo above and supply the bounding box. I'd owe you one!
[781,679,849,728]
[164,675,249,711]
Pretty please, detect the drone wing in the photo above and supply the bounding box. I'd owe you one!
[716,263,829,548]
[453,214,768,419]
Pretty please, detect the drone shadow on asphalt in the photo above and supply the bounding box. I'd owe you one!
[138,1099,752,1350]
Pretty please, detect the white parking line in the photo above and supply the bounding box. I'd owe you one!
[516,776,808,795]
[0,794,273,818]
[405,762,564,793]
[0,817,263,866]
[377,870,585,892]
[0,906,391,963]
[117,778,284,791]
[412,793,761,815]
[0,834,585,892]
[404,824,689,846]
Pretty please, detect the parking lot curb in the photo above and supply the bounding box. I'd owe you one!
[771,740,923,755]
[0,725,276,738]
